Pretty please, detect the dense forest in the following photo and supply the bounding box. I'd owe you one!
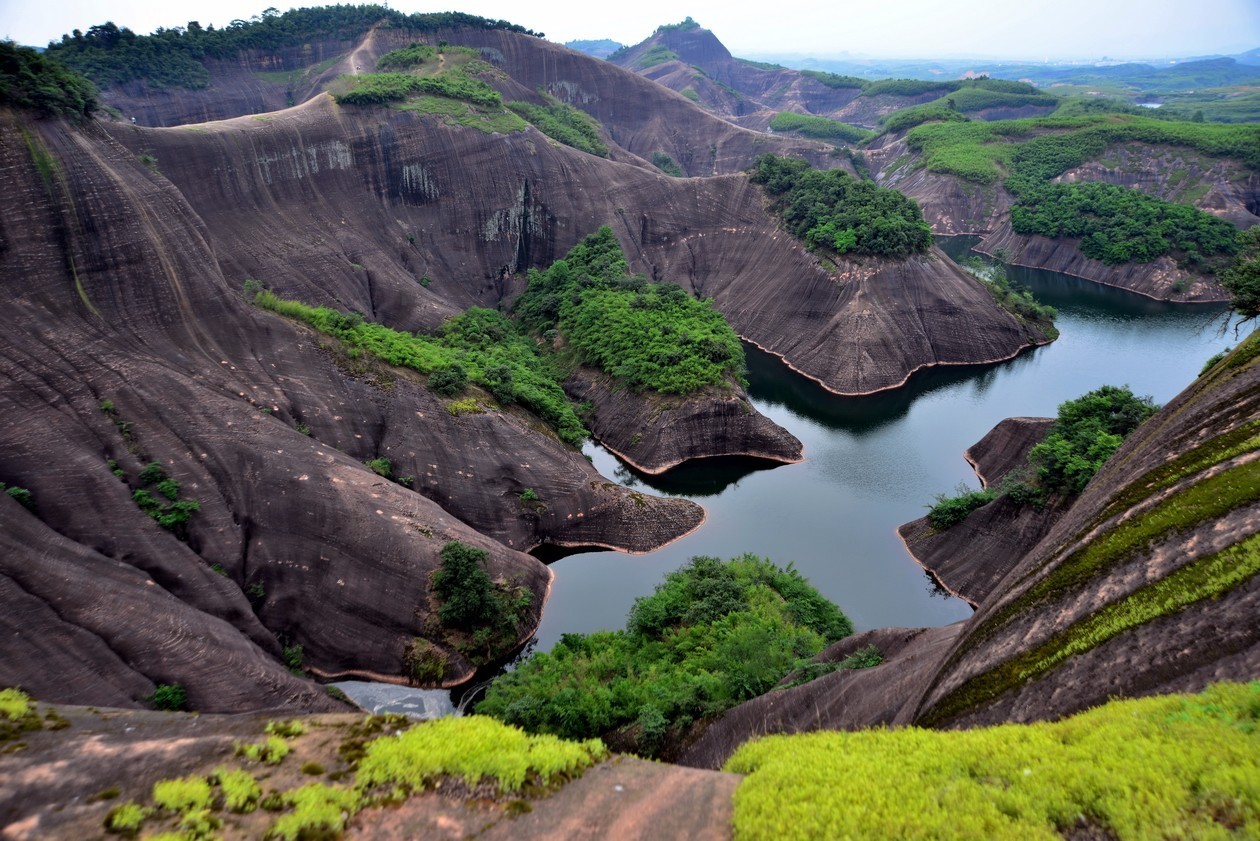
[515,228,746,394]
[43,5,538,89]
[752,155,933,258]
[0,41,97,118]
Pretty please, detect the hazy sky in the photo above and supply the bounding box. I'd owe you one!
[3,0,1258,59]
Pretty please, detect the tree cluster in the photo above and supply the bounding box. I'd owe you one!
[751,154,933,258]
[45,6,538,90]
[476,554,854,758]
[0,41,97,119]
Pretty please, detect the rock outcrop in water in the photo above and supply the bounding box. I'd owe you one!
[683,332,1260,767]
[897,417,1063,606]
[565,368,803,475]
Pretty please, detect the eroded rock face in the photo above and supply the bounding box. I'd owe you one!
[565,367,803,474]
[0,107,706,707]
[898,418,1063,606]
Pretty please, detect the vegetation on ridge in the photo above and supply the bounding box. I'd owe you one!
[768,112,873,145]
[751,154,933,258]
[45,6,538,90]
[727,681,1260,840]
[507,96,609,156]
[476,554,855,759]
[252,289,588,446]
[904,115,1255,269]
[0,41,97,119]
[515,227,746,394]
[926,384,1157,529]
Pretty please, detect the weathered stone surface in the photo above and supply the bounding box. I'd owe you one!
[0,106,708,706]
[565,367,802,474]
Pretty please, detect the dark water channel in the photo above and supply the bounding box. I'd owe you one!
[533,241,1234,651]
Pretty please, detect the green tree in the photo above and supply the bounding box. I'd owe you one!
[433,541,494,629]
[1220,227,1260,321]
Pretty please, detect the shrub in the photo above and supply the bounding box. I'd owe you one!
[433,541,496,630]
[148,683,187,711]
[2,484,35,512]
[1028,385,1158,494]
[514,227,746,394]
[1220,226,1260,320]
[769,112,873,144]
[0,41,97,119]
[507,97,608,156]
[365,457,392,478]
[429,363,467,396]
[926,483,998,530]
[651,151,683,177]
[477,554,851,757]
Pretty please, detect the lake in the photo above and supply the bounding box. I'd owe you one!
[533,244,1236,650]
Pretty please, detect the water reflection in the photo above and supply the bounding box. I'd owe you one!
[745,342,1042,434]
[614,453,786,497]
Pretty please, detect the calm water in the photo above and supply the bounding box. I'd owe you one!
[533,244,1236,650]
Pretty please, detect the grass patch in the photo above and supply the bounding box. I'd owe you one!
[395,95,527,134]
[727,681,1260,840]
[769,112,873,144]
[508,96,608,156]
[356,715,605,794]
[926,483,998,530]
[253,291,587,446]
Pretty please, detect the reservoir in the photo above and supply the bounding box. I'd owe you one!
[534,246,1236,651]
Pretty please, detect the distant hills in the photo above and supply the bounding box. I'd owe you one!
[565,38,624,59]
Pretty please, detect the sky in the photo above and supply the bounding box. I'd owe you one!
[2,0,1258,60]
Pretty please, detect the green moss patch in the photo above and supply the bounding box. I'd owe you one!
[727,682,1260,840]
[356,715,605,794]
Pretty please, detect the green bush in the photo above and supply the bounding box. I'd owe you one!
[477,554,852,757]
[433,541,496,630]
[375,44,438,70]
[751,154,932,258]
[149,683,187,711]
[514,227,746,394]
[429,541,532,667]
[507,98,608,156]
[799,70,867,90]
[1028,385,1158,495]
[769,112,873,144]
[651,151,683,176]
[926,483,998,530]
[1,484,35,512]
[429,363,467,396]
[364,457,392,478]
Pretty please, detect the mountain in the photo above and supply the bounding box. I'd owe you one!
[564,38,624,59]
[0,11,1052,710]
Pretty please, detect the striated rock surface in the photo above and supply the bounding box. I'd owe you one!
[681,625,966,769]
[680,332,1260,765]
[0,105,705,707]
[564,367,803,474]
[897,418,1061,606]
